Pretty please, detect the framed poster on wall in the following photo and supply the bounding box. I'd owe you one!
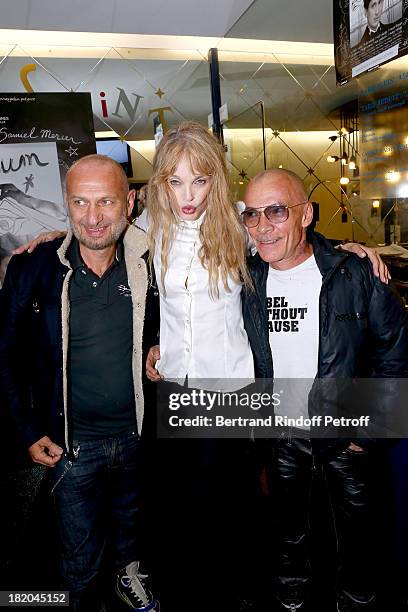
[334,0,406,85]
[0,92,95,282]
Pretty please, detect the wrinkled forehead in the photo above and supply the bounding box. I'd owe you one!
[245,176,302,207]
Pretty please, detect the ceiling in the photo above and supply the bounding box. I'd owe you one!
[0,0,334,43]
[226,0,333,43]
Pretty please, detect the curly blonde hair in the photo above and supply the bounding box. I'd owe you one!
[146,121,250,297]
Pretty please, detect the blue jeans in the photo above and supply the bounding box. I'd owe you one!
[48,430,142,611]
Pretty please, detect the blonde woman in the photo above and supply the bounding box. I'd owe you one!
[139,121,254,388]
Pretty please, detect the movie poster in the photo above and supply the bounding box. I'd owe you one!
[0,93,95,283]
[334,0,407,85]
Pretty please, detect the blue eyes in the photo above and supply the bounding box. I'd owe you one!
[169,178,208,187]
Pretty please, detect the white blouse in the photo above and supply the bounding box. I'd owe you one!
[136,210,254,390]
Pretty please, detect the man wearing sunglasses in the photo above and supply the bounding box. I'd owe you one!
[241,169,408,612]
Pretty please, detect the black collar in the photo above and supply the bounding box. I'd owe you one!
[66,235,125,271]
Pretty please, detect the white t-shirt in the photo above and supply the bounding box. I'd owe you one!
[266,254,322,425]
[135,209,254,390]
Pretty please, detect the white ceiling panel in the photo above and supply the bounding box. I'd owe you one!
[1,0,31,29]
[226,0,333,44]
[0,0,256,37]
[27,0,116,33]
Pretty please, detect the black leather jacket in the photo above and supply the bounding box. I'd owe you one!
[242,231,408,455]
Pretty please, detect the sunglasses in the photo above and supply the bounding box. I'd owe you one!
[240,201,308,228]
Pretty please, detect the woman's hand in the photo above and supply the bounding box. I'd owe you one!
[339,243,390,283]
[146,344,163,382]
[12,231,67,255]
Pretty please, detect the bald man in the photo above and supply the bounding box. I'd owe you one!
[0,155,159,611]
[240,169,408,612]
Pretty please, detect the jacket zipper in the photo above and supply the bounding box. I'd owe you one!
[312,254,350,457]
[317,253,350,377]
[250,263,273,376]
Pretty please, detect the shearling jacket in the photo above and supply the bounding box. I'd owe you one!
[0,225,159,458]
[242,231,408,455]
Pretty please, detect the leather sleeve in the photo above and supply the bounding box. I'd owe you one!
[359,272,408,445]
[368,277,408,377]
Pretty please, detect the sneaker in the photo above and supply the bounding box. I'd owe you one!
[276,600,307,611]
[337,592,375,612]
[115,561,159,611]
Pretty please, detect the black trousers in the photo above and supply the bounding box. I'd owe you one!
[266,437,376,607]
[145,425,268,612]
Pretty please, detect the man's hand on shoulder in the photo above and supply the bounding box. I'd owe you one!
[28,435,63,467]
[12,231,67,255]
[338,243,390,284]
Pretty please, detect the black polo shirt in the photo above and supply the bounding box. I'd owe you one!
[67,238,137,440]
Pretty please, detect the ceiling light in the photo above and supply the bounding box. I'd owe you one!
[396,182,408,197]
[340,176,350,185]
[349,156,356,170]
[327,155,339,163]
[372,200,380,208]
[385,170,400,182]
[341,152,348,165]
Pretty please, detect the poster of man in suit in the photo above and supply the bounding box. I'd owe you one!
[334,0,404,85]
